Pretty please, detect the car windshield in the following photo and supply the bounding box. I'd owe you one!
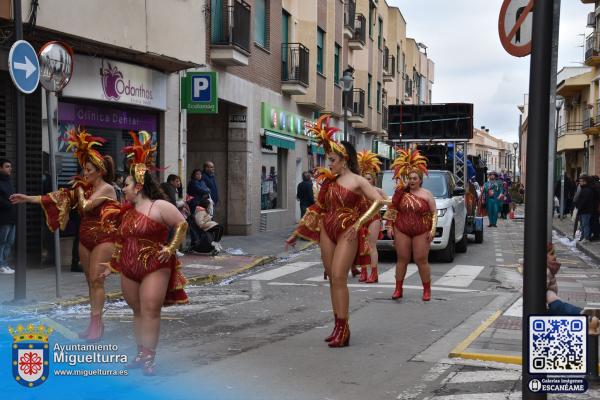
[381,171,448,198]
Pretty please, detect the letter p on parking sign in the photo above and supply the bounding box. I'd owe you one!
[182,72,218,114]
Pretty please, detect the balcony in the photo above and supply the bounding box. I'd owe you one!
[281,43,309,95]
[383,54,395,83]
[557,122,587,153]
[348,14,366,50]
[209,0,251,66]
[583,106,600,135]
[343,88,365,124]
[344,0,356,40]
[585,32,600,67]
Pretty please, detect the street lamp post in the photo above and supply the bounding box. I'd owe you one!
[341,68,354,142]
[512,142,519,182]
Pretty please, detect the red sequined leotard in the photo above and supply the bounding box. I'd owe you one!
[294,176,371,267]
[387,189,433,237]
[40,188,118,250]
[110,205,188,305]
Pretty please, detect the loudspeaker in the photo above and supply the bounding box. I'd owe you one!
[388,103,473,140]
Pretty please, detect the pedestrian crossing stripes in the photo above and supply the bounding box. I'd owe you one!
[244,262,486,291]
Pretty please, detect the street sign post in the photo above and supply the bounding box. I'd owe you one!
[499,0,534,57]
[38,41,74,298]
[8,39,40,94]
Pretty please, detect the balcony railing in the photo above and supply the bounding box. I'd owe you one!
[585,32,600,62]
[383,55,395,76]
[382,106,389,131]
[210,0,251,52]
[584,107,594,130]
[589,12,596,28]
[557,122,583,137]
[596,99,600,124]
[351,88,365,118]
[281,43,309,86]
[344,0,356,32]
[352,14,366,45]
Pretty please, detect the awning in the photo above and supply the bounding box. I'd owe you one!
[264,131,295,150]
[309,143,325,155]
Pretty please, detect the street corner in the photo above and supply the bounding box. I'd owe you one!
[180,253,276,285]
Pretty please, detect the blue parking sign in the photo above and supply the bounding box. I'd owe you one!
[182,72,218,114]
[8,40,40,94]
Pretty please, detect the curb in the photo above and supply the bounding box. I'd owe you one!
[553,222,600,264]
[18,255,280,313]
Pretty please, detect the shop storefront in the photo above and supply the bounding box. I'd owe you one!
[55,55,167,184]
[373,140,393,171]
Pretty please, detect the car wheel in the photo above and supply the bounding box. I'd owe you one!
[437,223,455,263]
[456,223,468,253]
[475,227,484,244]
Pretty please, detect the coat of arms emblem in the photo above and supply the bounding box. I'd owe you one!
[9,323,53,387]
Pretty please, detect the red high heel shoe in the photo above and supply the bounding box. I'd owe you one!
[142,349,156,376]
[351,267,360,277]
[127,345,144,369]
[324,315,340,342]
[85,314,104,342]
[358,267,368,282]
[328,318,350,348]
[392,279,403,299]
[78,317,93,339]
[366,267,378,283]
[422,281,431,301]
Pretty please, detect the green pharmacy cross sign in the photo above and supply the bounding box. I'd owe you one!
[181,72,218,114]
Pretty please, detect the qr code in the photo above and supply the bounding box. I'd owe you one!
[529,316,587,374]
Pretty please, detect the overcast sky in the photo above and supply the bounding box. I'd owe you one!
[391,0,591,143]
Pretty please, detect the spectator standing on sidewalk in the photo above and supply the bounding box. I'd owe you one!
[590,176,600,241]
[202,161,219,208]
[296,171,315,217]
[574,175,596,243]
[0,159,16,274]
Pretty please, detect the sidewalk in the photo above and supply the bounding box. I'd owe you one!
[0,226,313,309]
[449,215,600,367]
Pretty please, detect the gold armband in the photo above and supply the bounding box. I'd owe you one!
[163,221,188,257]
[77,187,92,212]
[430,211,438,238]
[353,199,389,229]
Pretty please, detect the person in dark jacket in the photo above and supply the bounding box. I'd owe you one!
[575,175,596,242]
[0,159,16,274]
[202,161,219,206]
[187,169,211,208]
[296,171,315,217]
[161,174,181,206]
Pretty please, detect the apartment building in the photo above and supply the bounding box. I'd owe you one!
[189,0,435,234]
[468,127,516,176]
[0,0,203,262]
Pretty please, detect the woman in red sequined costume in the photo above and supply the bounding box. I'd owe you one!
[11,128,118,341]
[384,149,437,301]
[285,115,386,348]
[101,131,188,375]
[357,150,388,284]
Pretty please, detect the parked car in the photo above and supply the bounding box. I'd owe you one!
[377,170,468,262]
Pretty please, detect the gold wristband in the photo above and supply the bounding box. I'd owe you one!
[164,221,188,257]
[77,187,92,212]
[430,212,438,238]
[353,199,388,229]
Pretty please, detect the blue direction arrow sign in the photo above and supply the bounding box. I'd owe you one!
[8,40,40,94]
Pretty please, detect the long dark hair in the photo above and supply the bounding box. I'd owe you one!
[102,155,115,183]
[137,171,167,201]
[340,141,360,175]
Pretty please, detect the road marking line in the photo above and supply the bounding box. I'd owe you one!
[428,392,521,400]
[447,370,520,383]
[268,282,478,293]
[184,264,224,270]
[378,264,418,283]
[243,262,319,281]
[434,265,485,287]
[40,317,78,341]
[504,297,522,317]
[449,310,502,357]
[267,282,320,287]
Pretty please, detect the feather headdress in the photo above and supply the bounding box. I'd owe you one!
[357,150,382,177]
[122,131,157,184]
[65,127,106,172]
[391,148,429,182]
[308,114,347,158]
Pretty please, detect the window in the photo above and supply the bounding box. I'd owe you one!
[368,74,372,106]
[368,7,374,38]
[396,45,401,73]
[317,28,325,74]
[378,17,383,50]
[254,0,269,48]
[377,82,381,112]
[334,44,341,84]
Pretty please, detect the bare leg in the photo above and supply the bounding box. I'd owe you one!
[139,268,171,350]
[88,242,115,315]
[319,223,336,312]
[367,220,381,272]
[121,274,141,346]
[412,232,431,283]
[330,236,358,319]
[79,243,91,287]
[393,228,412,280]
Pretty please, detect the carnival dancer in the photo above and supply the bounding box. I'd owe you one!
[357,150,387,283]
[384,149,436,301]
[11,128,118,341]
[285,115,386,347]
[100,131,188,375]
[483,171,503,227]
